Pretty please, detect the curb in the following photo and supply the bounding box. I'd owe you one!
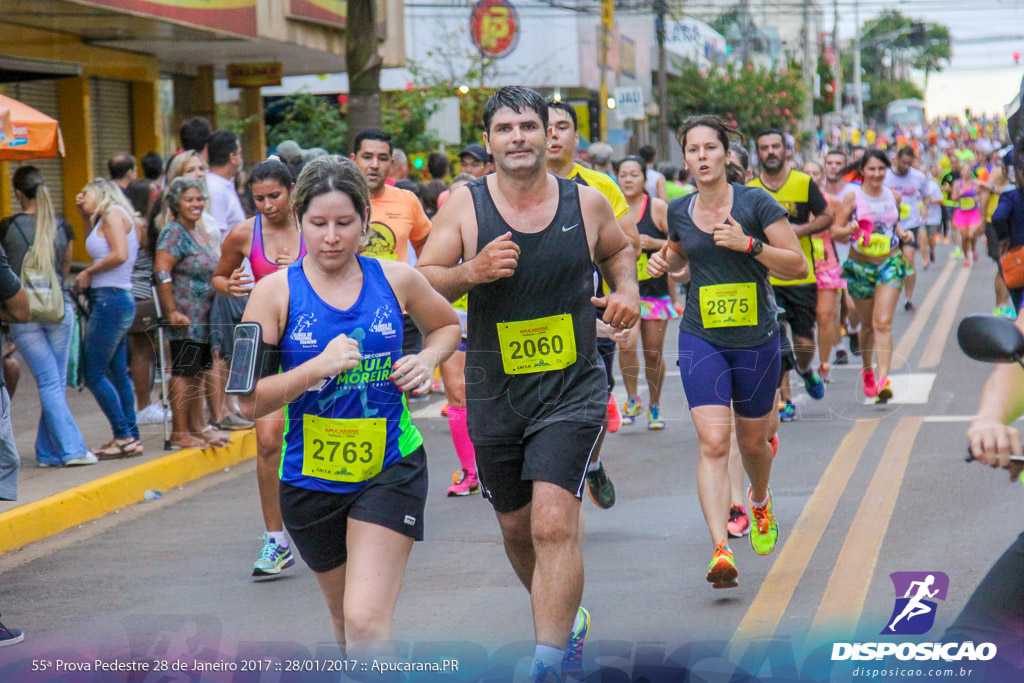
[0,429,256,555]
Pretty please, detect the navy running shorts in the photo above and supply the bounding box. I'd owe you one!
[279,446,427,573]
[677,331,781,418]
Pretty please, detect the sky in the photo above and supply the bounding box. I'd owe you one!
[823,0,1024,117]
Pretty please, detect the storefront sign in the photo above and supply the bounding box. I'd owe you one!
[78,0,257,38]
[614,86,645,121]
[227,63,283,89]
[470,0,520,59]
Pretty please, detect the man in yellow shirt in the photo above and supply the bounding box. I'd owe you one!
[546,101,639,510]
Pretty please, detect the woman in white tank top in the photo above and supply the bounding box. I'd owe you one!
[75,179,143,458]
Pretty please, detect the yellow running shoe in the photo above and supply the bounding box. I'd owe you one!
[706,540,738,589]
[748,486,779,555]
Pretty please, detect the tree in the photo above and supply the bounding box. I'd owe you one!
[265,94,347,153]
[859,10,951,84]
[666,59,806,142]
[346,0,383,145]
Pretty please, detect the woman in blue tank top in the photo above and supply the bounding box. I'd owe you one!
[238,156,461,655]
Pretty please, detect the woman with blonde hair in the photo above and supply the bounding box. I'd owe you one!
[75,178,142,458]
[1,167,95,466]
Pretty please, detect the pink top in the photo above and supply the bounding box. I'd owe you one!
[249,214,306,282]
[852,186,900,257]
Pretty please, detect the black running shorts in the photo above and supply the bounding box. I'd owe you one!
[279,446,427,573]
[475,422,603,513]
[772,283,817,341]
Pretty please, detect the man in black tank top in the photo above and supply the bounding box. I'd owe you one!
[417,86,639,681]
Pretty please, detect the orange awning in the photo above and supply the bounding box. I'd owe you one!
[0,93,64,161]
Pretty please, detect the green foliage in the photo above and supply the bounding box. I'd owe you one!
[266,93,347,153]
[860,9,951,78]
[666,59,807,142]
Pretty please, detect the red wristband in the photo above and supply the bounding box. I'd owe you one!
[746,236,754,253]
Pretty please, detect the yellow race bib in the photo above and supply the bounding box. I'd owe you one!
[811,237,826,261]
[637,253,652,281]
[899,203,911,220]
[960,197,977,211]
[699,283,757,328]
[860,233,894,258]
[496,314,576,374]
[452,293,468,311]
[302,415,387,483]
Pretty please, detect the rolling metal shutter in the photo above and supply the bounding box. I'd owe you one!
[90,78,134,182]
[6,79,65,212]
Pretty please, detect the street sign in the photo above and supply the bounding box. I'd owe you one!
[470,0,520,58]
[227,63,282,88]
[845,82,871,101]
[613,86,645,120]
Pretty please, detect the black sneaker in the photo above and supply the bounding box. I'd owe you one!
[0,615,24,648]
[834,348,850,366]
[849,332,861,356]
[585,464,616,509]
[904,301,917,314]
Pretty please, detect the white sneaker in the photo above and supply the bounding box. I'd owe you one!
[135,403,167,425]
[64,452,98,466]
[219,412,254,430]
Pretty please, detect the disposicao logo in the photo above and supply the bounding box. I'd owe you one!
[831,571,998,662]
[883,571,948,635]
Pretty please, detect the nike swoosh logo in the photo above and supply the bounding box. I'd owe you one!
[562,224,579,232]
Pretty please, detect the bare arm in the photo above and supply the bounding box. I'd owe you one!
[656,175,668,202]
[153,249,188,328]
[212,220,254,297]
[617,209,641,256]
[584,187,640,330]
[0,286,29,323]
[791,205,834,238]
[760,217,810,280]
[967,312,1024,480]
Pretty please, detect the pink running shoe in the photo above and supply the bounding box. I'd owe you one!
[727,506,750,538]
[447,469,480,497]
[861,368,878,398]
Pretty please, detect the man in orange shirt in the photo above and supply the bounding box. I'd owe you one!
[352,128,433,354]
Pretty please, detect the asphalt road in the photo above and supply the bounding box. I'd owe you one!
[1,244,1022,682]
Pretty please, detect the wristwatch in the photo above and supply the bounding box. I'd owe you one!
[749,239,764,256]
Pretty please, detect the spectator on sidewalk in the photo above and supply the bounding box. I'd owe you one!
[179,117,212,159]
[639,144,668,201]
[123,179,164,426]
[422,151,450,218]
[588,141,616,179]
[108,153,137,190]
[75,178,142,459]
[141,151,164,210]
[155,177,231,450]
[1,167,95,467]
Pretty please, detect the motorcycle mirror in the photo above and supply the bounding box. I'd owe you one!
[958,315,1024,365]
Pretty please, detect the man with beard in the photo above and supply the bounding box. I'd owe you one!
[417,86,639,683]
[545,100,640,510]
[748,129,833,420]
[351,128,433,355]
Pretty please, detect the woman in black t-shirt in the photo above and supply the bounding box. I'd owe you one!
[647,116,805,589]
[0,166,95,467]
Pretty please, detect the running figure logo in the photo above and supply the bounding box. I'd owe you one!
[882,571,949,635]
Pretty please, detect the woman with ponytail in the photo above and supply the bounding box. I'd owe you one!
[0,167,95,466]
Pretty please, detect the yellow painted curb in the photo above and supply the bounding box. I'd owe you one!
[0,429,256,555]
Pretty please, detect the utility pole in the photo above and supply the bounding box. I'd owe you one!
[853,0,864,121]
[600,0,614,141]
[656,0,670,158]
[801,0,814,133]
[740,0,750,63]
[833,0,842,118]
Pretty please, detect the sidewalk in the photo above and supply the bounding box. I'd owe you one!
[0,368,256,555]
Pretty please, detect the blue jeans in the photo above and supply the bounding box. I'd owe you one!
[10,301,90,464]
[85,288,139,440]
[0,387,18,500]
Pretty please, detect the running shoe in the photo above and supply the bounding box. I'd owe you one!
[994,305,1018,320]
[849,332,861,356]
[952,247,963,259]
[769,433,779,458]
[647,404,665,430]
[440,404,450,417]
[252,533,295,578]
[606,394,621,433]
[818,362,831,383]
[561,606,590,680]
[778,401,796,422]
[621,396,642,426]
[447,469,479,497]
[834,348,850,366]
[904,301,917,314]
[861,368,878,398]
[530,661,563,683]
[798,367,825,400]
[748,486,779,556]
[64,451,98,467]
[0,614,23,648]
[585,464,616,509]
[875,376,893,404]
[727,506,750,538]
[135,402,168,425]
[706,540,738,588]
[219,411,254,430]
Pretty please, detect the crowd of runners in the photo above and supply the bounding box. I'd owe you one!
[1,81,1021,681]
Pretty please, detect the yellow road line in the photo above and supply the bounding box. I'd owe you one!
[918,265,972,369]
[0,429,256,555]
[893,259,956,369]
[809,417,923,640]
[730,419,878,650]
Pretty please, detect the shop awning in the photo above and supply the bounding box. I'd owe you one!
[0,94,64,161]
